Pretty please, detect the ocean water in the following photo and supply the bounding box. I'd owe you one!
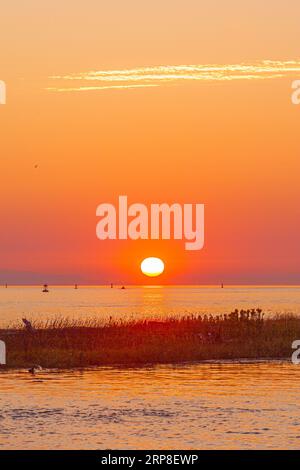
[0,285,299,326]
[0,361,300,449]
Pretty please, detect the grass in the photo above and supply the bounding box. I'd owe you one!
[0,309,299,369]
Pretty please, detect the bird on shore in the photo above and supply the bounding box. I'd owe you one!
[28,365,42,374]
[22,318,34,332]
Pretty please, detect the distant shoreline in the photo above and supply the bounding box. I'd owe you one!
[0,312,298,369]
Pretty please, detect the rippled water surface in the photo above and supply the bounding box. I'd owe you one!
[0,286,300,325]
[0,361,300,449]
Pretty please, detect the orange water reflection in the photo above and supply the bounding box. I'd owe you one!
[0,361,299,449]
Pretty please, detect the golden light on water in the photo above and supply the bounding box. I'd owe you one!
[140,257,165,277]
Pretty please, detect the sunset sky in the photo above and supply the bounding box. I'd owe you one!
[1,1,300,284]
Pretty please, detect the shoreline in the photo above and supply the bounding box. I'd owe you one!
[0,357,292,372]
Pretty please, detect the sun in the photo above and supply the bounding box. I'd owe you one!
[140,257,165,277]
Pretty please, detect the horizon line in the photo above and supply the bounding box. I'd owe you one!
[1,283,300,288]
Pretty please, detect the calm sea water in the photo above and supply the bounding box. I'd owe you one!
[0,285,299,326]
[0,361,300,449]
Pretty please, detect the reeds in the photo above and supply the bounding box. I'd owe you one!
[0,309,299,368]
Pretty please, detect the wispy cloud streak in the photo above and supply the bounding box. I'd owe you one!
[48,60,300,92]
[46,84,159,92]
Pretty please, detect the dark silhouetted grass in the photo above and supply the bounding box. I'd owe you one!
[0,310,299,368]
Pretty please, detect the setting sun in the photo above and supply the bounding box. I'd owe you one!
[140,257,165,277]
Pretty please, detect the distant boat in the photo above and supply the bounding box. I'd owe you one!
[42,284,49,293]
[121,286,125,290]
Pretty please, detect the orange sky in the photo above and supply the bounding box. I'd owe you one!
[0,1,300,284]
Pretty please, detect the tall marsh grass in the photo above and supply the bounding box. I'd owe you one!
[0,309,299,368]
